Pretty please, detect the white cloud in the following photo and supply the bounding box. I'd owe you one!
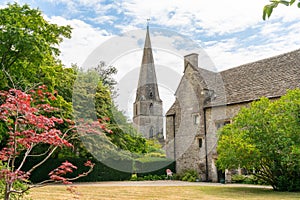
[120,0,267,35]
[45,16,112,67]
[91,15,117,25]
[3,0,300,123]
[205,24,300,72]
[4,0,300,80]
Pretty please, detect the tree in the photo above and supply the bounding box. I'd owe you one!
[0,2,75,130]
[0,3,72,90]
[263,0,300,20]
[93,61,118,94]
[72,68,164,159]
[0,86,97,200]
[217,89,300,191]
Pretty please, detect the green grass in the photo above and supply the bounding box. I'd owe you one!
[28,185,300,200]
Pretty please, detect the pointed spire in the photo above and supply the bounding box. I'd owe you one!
[135,22,161,102]
[141,22,154,65]
[133,21,163,140]
[144,19,151,49]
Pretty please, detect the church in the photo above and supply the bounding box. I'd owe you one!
[165,49,300,182]
[133,26,300,182]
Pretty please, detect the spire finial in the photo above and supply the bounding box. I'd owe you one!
[147,18,150,29]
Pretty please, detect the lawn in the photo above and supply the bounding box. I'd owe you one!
[28,185,300,200]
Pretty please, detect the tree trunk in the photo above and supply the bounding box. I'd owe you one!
[4,183,11,200]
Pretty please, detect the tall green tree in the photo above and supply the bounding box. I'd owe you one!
[217,89,300,191]
[0,3,75,151]
[0,3,72,90]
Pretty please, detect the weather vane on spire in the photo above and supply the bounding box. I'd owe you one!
[147,18,150,28]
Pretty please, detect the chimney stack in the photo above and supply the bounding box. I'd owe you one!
[184,53,198,69]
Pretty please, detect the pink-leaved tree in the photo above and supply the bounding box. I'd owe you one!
[0,86,102,200]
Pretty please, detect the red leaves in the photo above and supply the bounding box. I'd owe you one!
[0,147,14,161]
[0,86,95,188]
[49,161,78,176]
[84,160,95,167]
[76,118,113,136]
[49,161,77,184]
[48,160,95,185]
[0,169,29,184]
[0,86,74,158]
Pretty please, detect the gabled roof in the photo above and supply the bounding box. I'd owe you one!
[166,48,300,115]
[185,49,300,108]
[217,49,300,106]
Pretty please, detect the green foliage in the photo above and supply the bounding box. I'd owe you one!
[130,173,138,181]
[0,3,71,90]
[140,174,167,181]
[20,157,132,183]
[231,174,246,183]
[231,174,263,185]
[178,169,199,182]
[0,3,167,188]
[71,68,161,158]
[93,61,118,96]
[0,2,74,123]
[0,162,29,200]
[217,89,300,191]
[135,158,175,177]
[263,0,300,20]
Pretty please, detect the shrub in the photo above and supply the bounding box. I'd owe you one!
[179,169,199,182]
[131,174,167,181]
[130,173,138,181]
[231,174,246,183]
[142,174,166,181]
[232,174,263,185]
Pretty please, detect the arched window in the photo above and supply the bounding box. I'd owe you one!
[149,103,153,114]
[149,91,153,99]
[149,127,154,138]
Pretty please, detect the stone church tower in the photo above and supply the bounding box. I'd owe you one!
[133,25,163,140]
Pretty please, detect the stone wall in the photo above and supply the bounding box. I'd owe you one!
[166,49,300,183]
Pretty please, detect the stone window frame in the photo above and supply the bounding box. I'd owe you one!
[192,113,200,125]
[149,127,154,138]
[215,119,231,130]
[198,137,203,148]
[135,104,138,115]
[149,88,153,99]
[149,103,153,114]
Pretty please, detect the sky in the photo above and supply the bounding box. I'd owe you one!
[2,0,300,119]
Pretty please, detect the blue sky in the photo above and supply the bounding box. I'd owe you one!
[2,0,300,118]
[2,0,300,70]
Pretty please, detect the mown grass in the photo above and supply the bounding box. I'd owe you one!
[27,185,300,200]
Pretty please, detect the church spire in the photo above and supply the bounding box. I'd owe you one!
[135,23,161,102]
[133,23,163,140]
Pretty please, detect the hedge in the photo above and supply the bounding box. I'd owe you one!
[134,157,176,177]
[20,157,133,183]
[19,157,176,183]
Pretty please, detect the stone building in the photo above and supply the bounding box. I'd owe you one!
[165,49,300,182]
[133,25,163,140]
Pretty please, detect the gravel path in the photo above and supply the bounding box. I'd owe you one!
[72,181,272,189]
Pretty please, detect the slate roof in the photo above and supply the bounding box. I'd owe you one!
[218,49,300,105]
[166,49,300,115]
